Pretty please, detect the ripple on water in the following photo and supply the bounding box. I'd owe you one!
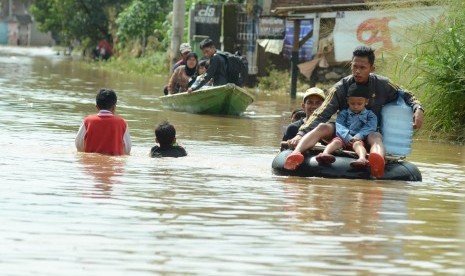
[0,48,464,275]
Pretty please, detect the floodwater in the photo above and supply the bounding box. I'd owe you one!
[0,46,464,275]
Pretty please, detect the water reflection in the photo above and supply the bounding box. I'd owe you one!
[281,179,392,240]
[77,153,126,197]
[0,47,464,275]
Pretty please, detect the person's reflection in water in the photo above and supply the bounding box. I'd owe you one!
[78,153,126,198]
[281,179,384,231]
[280,179,415,262]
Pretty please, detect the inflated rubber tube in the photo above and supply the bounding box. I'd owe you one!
[272,150,422,181]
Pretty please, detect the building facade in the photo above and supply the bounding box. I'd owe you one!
[0,0,54,46]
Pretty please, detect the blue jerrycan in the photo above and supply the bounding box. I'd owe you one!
[381,90,413,156]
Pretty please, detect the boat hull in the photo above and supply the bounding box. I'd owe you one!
[160,84,254,115]
[272,150,422,181]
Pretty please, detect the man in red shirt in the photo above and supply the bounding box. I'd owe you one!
[75,89,131,155]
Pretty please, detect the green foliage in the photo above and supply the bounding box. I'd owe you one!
[31,0,130,46]
[258,66,290,91]
[116,0,171,50]
[376,1,465,141]
[418,11,465,141]
[87,51,169,76]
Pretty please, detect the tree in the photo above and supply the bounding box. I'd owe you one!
[31,0,130,46]
[116,0,172,51]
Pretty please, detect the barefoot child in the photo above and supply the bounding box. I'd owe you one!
[150,121,187,158]
[315,83,377,169]
[75,89,131,155]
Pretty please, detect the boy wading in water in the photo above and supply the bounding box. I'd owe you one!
[75,89,131,156]
[150,121,187,158]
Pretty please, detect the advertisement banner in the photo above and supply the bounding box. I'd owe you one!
[333,6,445,62]
[283,19,313,62]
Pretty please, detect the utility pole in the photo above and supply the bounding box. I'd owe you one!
[8,0,13,19]
[290,20,300,99]
[170,0,185,70]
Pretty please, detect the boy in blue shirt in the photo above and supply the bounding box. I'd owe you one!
[316,83,378,169]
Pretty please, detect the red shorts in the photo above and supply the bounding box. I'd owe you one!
[331,137,365,150]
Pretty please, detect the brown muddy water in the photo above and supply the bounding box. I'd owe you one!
[0,46,464,275]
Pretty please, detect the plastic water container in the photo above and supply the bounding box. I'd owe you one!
[381,90,413,156]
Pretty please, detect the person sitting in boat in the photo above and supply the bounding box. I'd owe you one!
[315,83,377,169]
[189,59,212,90]
[164,43,192,95]
[173,43,192,71]
[167,52,198,95]
[290,109,306,123]
[284,46,425,178]
[281,87,326,146]
[150,121,187,158]
[187,39,227,93]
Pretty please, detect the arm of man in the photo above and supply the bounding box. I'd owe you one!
[296,81,347,136]
[402,89,424,129]
[167,67,181,94]
[383,78,424,129]
[123,124,131,155]
[353,111,378,141]
[335,110,353,143]
[191,56,219,91]
[75,123,86,152]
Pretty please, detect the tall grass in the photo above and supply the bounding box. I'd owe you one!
[376,0,465,142]
[420,18,465,142]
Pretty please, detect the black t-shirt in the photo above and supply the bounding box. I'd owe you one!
[150,145,187,158]
[192,52,228,91]
[282,119,305,141]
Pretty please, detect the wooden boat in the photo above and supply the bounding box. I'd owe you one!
[160,83,254,115]
[272,147,422,181]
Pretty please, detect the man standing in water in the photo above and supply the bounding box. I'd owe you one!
[75,89,131,155]
[284,46,425,177]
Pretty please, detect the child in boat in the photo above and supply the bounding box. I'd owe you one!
[150,121,187,158]
[290,109,306,122]
[75,88,131,155]
[315,83,377,169]
[189,59,212,90]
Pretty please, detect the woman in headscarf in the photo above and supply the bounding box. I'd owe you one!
[167,52,198,95]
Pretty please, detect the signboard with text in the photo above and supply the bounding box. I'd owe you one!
[258,17,285,39]
[333,6,445,61]
[193,4,222,46]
